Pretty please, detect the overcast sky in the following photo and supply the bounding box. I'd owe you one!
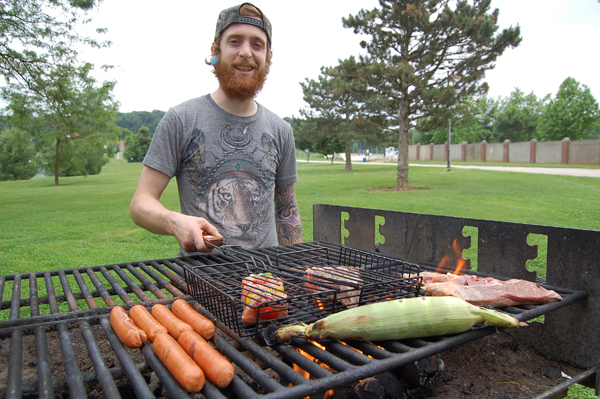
[79,0,600,119]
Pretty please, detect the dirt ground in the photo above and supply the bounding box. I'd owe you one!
[0,323,591,399]
[432,331,587,399]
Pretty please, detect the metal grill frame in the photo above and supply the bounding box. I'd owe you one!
[0,240,592,399]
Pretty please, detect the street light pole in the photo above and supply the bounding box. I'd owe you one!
[445,118,451,172]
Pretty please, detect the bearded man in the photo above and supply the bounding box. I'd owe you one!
[130,3,303,252]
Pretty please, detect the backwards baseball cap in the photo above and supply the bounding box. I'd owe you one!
[215,3,272,45]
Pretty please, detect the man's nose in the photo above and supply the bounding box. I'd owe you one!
[239,41,252,58]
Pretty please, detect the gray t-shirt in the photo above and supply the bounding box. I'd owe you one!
[143,94,298,249]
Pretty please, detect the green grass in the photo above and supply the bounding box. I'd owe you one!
[1,159,599,398]
[2,158,599,272]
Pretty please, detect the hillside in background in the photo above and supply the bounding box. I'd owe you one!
[115,110,165,137]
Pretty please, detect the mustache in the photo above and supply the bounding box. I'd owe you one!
[231,59,259,69]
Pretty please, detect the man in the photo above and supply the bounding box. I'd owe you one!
[130,3,302,254]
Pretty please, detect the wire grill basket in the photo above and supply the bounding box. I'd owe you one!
[182,245,422,339]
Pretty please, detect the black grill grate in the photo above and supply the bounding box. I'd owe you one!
[0,241,589,399]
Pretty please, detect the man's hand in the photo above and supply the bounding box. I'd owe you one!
[164,211,221,253]
[130,166,221,253]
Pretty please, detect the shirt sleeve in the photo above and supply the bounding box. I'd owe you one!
[275,121,299,187]
[143,108,184,178]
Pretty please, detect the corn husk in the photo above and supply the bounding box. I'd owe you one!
[276,296,526,342]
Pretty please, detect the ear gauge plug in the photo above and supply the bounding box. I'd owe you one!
[211,56,219,66]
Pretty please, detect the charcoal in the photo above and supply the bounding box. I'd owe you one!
[352,377,385,399]
[543,368,562,380]
[372,372,408,399]
[395,356,444,398]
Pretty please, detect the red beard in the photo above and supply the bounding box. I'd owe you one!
[214,58,268,101]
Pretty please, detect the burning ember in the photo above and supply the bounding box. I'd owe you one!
[290,346,444,399]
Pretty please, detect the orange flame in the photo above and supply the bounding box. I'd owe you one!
[291,346,335,397]
[435,239,466,275]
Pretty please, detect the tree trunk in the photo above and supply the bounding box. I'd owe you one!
[345,138,352,171]
[54,139,60,186]
[396,98,409,191]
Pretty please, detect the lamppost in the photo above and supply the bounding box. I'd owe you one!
[445,70,452,172]
[445,118,451,172]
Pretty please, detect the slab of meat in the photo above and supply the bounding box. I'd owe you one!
[305,266,363,308]
[420,271,562,307]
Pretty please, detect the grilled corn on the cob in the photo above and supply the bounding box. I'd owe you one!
[276,296,526,342]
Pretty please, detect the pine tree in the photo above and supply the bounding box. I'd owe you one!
[300,57,366,171]
[343,0,521,190]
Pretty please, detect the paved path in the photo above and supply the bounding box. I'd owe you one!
[300,160,600,178]
[408,163,600,178]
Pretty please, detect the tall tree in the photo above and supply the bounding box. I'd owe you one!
[537,77,600,142]
[0,0,106,93]
[300,57,366,171]
[493,88,546,143]
[343,0,521,190]
[1,62,119,185]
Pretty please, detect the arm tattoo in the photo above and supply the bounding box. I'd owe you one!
[274,184,303,245]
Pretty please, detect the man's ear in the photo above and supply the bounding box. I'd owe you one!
[267,49,273,65]
[211,43,219,56]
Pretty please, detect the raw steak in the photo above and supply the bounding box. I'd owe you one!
[419,271,562,307]
[305,266,363,308]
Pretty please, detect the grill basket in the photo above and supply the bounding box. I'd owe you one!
[182,245,423,339]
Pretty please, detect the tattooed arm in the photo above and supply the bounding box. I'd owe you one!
[274,183,303,245]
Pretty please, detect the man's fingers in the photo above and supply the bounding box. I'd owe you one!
[191,234,214,253]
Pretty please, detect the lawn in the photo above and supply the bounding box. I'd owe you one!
[2,158,600,274]
[1,159,599,398]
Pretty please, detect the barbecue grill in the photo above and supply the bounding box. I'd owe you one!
[0,204,598,399]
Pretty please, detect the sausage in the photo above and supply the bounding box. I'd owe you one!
[110,306,147,349]
[153,333,205,392]
[178,330,235,388]
[129,304,167,342]
[171,299,215,340]
[151,303,192,340]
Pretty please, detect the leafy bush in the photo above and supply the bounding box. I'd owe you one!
[0,128,37,181]
[124,126,152,162]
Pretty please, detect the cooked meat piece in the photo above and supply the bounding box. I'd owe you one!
[305,266,363,308]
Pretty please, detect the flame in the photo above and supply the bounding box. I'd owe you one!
[315,297,326,310]
[323,390,335,399]
[291,346,335,397]
[435,239,466,275]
